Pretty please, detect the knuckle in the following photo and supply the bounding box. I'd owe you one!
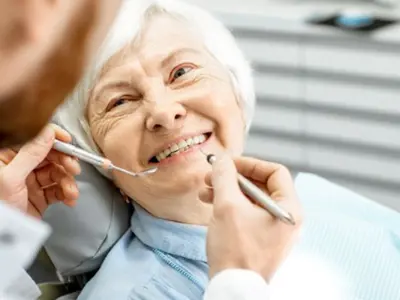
[277,164,292,177]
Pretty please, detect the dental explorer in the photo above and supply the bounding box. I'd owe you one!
[53,140,157,177]
[202,152,295,226]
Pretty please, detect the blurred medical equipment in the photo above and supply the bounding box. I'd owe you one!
[201,151,295,225]
[53,140,157,178]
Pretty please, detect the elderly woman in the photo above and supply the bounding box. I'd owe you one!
[55,1,302,299]
[52,0,400,300]
[1,0,397,299]
[56,0,271,298]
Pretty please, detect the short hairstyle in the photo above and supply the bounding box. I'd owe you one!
[55,0,255,178]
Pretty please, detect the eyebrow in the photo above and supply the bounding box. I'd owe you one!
[160,47,201,68]
[92,80,133,102]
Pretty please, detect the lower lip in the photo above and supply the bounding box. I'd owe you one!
[150,135,212,167]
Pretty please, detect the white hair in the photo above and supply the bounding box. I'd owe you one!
[55,0,255,177]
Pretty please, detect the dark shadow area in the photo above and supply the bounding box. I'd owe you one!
[27,248,59,284]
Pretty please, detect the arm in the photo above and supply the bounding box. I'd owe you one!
[204,269,269,300]
[0,201,50,299]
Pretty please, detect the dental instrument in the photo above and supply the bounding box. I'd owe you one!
[53,140,157,177]
[201,151,295,226]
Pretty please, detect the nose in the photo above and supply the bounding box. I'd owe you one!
[145,102,187,132]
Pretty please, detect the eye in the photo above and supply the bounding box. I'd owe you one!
[169,64,195,83]
[107,97,130,111]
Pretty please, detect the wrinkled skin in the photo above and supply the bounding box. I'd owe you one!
[0,0,122,148]
[88,15,246,224]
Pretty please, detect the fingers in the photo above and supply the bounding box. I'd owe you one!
[199,186,214,204]
[234,156,282,183]
[25,163,79,217]
[0,148,17,165]
[50,123,71,143]
[210,155,241,199]
[43,185,77,207]
[45,150,81,175]
[35,164,79,201]
[234,157,296,201]
[6,125,54,180]
[48,124,81,174]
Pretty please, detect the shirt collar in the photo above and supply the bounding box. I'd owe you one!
[130,203,208,262]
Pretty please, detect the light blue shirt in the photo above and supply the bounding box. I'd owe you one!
[78,204,209,300]
[78,174,400,300]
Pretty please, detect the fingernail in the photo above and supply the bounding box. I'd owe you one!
[71,159,81,172]
[69,183,78,193]
[66,156,80,170]
[65,200,77,207]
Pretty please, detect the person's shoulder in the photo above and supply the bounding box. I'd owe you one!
[77,235,162,300]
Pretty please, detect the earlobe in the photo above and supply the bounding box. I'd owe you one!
[119,189,130,204]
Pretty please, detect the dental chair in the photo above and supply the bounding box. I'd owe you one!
[37,159,131,300]
[35,148,400,299]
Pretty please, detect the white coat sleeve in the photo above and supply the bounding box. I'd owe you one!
[0,202,51,299]
[203,269,270,300]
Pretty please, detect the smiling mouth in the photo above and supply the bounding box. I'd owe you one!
[149,132,212,163]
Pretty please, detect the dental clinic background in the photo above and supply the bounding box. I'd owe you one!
[186,0,400,212]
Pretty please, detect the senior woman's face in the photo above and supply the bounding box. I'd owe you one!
[88,15,245,222]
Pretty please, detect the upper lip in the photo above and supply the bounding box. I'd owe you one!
[148,132,210,161]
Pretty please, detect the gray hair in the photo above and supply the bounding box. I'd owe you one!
[55,0,255,178]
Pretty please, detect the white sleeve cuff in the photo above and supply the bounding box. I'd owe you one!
[203,269,270,300]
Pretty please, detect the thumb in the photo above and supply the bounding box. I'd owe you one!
[7,126,54,180]
[211,154,241,201]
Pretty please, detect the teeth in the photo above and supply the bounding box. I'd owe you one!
[155,134,208,162]
[178,140,187,148]
[163,148,171,157]
[170,144,179,152]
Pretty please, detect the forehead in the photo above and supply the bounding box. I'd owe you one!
[100,14,205,74]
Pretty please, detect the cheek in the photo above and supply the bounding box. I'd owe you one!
[205,89,245,154]
[92,118,143,170]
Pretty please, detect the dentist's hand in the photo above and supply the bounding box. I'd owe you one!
[0,124,81,218]
[200,156,302,282]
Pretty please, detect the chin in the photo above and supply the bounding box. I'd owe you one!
[156,163,209,196]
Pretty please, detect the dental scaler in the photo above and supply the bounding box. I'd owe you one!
[203,152,295,226]
[53,140,157,177]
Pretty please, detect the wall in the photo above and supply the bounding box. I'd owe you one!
[186,0,400,211]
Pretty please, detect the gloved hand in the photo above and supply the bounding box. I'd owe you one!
[0,124,81,218]
[201,155,302,282]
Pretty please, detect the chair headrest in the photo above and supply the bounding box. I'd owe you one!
[43,160,131,276]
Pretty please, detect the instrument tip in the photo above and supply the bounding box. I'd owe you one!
[111,165,157,177]
[199,148,216,165]
[142,167,158,175]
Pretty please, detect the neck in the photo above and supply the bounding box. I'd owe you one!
[136,190,213,225]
